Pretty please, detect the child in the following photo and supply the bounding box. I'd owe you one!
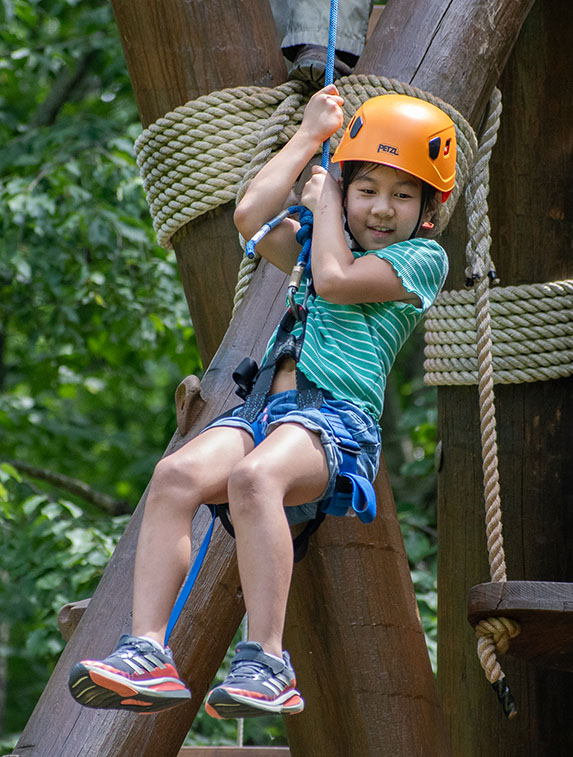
[68,84,456,718]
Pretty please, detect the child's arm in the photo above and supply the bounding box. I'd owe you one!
[234,85,344,274]
[302,167,421,305]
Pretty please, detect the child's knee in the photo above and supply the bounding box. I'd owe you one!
[227,458,274,516]
[151,453,200,498]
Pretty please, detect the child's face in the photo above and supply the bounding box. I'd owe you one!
[343,164,429,250]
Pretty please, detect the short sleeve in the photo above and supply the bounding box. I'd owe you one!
[370,239,449,312]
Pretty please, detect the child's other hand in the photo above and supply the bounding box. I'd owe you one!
[300,84,344,144]
[301,165,341,213]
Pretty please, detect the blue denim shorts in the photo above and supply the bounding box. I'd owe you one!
[202,390,381,524]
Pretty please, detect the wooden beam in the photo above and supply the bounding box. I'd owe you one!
[178,749,290,757]
[357,0,535,126]
[111,0,288,365]
[436,0,573,752]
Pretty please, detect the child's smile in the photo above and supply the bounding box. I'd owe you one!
[344,164,428,250]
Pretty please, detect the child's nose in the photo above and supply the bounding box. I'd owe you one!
[371,195,394,216]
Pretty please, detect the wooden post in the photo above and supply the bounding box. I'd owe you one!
[436,0,573,753]
[111,0,288,364]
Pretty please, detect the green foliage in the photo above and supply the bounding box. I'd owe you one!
[0,0,200,748]
[0,463,128,741]
[0,0,200,503]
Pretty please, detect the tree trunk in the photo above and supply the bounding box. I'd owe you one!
[112,0,287,364]
[436,0,573,753]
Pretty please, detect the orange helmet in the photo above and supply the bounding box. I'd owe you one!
[331,94,456,202]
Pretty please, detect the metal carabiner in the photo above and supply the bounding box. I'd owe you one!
[287,264,305,319]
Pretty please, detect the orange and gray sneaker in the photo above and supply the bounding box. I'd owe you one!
[205,641,304,719]
[68,635,191,713]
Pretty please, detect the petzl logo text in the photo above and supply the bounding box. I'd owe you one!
[377,143,399,156]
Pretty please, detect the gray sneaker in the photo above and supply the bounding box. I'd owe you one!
[205,641,304,718]
[68,634,191,713]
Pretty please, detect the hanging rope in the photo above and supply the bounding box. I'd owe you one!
[429,88,523,718]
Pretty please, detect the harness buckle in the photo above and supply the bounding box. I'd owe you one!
[232,357,259,400]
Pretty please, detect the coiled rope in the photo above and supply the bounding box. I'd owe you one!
[133,74,477,253]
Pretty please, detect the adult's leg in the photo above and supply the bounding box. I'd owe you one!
[132,426,254,644]
[270,0,373,59]
[227,422,330,659]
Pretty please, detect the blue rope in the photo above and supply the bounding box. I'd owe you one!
[164,508,216,646]
[321,0,339,169]
[244,0,338,267]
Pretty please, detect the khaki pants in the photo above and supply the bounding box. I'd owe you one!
[270,0,373,58]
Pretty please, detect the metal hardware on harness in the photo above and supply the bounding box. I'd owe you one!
[287,263,305,319]
[232,357,259,400]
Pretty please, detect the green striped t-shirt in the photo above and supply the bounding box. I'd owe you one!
[263,238,449,420]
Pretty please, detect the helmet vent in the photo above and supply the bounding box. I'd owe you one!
[350,115,363,139]
[429,137,441,160]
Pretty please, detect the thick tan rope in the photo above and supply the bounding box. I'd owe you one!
[426,89,520,712]
[424,280,573,385]
[134,74,478,256]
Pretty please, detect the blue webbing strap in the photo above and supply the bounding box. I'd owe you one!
[164,507,216,646]
[318,409,377,524]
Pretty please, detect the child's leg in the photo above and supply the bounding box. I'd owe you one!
[227,422,330,658]
[69,425,255,714]
[132,425,254,644]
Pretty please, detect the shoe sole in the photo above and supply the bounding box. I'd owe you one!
[69,662,191,713]
[205,685,304,719]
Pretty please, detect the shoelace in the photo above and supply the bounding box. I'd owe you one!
[228,659,274,681]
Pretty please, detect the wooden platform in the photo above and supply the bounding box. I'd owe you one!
[468,581,573,672]
[178,749,290,756]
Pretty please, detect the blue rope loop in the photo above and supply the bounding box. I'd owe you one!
[293,204,314,275]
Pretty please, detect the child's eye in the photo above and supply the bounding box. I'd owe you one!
[395,192,412,199]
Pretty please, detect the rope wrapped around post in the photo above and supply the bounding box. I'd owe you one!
[132,74,479,316]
